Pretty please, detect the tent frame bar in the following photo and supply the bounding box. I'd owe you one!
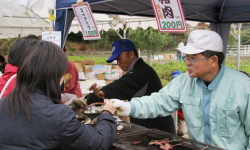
[222,10,250,22]
[182,5,216,22]
[102,3,132,15]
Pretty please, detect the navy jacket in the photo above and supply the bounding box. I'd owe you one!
[0,90,116,150]
[86,58,176,134]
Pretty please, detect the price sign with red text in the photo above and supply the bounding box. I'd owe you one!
[150,0,187,33]
[72,2,101,40]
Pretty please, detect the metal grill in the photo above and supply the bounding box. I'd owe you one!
[113,124,225,150]
[116,122,151,139]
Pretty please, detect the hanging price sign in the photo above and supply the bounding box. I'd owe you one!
[151,0,187,33]
[72,2,101,40]
[42,31,61,47]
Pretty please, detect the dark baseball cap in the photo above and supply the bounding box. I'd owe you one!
[106,39,136,63]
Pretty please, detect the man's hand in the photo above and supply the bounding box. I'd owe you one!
[112,99,131,116]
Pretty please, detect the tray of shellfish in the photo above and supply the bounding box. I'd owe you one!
[68,97,101,125]
[68,97,151,135]
[115,121,151,138]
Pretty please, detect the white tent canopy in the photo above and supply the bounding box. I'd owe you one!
[0,0,49,39]
[0,8,49,39]
[72,14,158,32]
[0,2,160,39]
[0,0,199,39]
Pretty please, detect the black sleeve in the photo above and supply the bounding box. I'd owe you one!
[101,66,149,100]
[85,93,104,105]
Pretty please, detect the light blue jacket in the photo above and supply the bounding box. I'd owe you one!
[130,65,250,150]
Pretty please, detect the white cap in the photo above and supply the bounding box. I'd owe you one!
[177,30,223,54]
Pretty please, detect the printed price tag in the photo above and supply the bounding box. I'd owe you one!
[151,0,187,33]
[72,3,101,40]
[42,31,61,47]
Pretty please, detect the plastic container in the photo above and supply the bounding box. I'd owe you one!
[105,73,119,80]
[78,69,86,81]
[104,65,112,73]
[111,69,123,78]
[92,65,106,74]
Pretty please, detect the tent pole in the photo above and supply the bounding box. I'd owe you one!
[29,7,46,31]
[109,23,123,39]
[123,23,128,39]
[237,23,241,70]
[123,28,126,39]
[49,9,55,31]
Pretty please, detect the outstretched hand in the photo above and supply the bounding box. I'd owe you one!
[112,99,131,116]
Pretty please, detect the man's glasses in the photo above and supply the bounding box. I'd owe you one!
[182,56,207,65]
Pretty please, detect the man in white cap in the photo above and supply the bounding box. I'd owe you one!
[112,30,250,150]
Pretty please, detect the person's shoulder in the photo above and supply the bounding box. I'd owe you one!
[135,58,153,69]
[224,66,250,85]
[173,72,196,84]
[134,61,157,75]
[66,60,78,73]
[67,60,75,66]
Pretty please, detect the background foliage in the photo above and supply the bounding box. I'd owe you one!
[67,55,250,86]
[1,23,250,56]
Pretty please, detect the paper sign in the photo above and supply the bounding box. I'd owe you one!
[72,3,101,40]
[42,31,61,47]
[150,0,187,33]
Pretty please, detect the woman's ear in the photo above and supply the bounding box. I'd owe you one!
[60,76,64,85]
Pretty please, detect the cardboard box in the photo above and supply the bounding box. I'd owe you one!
[73,60,95,73]
[73,62,84,72]
[163,54,170,59]
[84,60,95,66]
[96,74,106,80]
[84,65,93,73]
[170,54,177,58]
[112,65,121,69]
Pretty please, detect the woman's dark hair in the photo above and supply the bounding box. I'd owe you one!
[201,50,225,67]
[3,40,68,121]
[8,37,38,66]
[26,34,40,40]
[0,55,5,63]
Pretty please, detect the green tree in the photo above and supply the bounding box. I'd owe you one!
[129,27,174,64]
[241,27,250,45]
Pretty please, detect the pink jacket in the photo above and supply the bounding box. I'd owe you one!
[0,64,18,97]
[62,60,83,98]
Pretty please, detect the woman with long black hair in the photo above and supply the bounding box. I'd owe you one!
[0,40,116,150]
